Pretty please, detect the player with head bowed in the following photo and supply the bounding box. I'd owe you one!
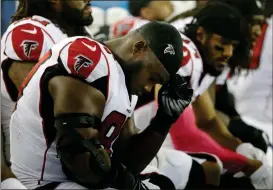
[9,22,193,189]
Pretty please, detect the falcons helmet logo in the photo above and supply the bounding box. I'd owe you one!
[164,44,175,55]
[74,55,93,73]
[20,40,39,57]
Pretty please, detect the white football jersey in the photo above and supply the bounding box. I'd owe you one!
[1,15,67,161]
[9,36,137,189]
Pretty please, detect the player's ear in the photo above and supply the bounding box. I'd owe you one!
[196,26,206,45]
[132,41,148,55]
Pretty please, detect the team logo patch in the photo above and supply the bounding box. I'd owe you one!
[20,40,39,57]
[74,54,93,73]
[164,44,175,55]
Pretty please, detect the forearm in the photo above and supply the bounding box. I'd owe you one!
[216,110,230,126]
[198,116,242,151]
[120,127,166,174]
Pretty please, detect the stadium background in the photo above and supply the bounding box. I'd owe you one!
[1,1,196,36]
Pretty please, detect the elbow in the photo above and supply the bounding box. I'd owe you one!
[196,116,217,132]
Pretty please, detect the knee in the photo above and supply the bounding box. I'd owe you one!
[185,160,207,189]
[201,160,221,186]
[189,153,223,187]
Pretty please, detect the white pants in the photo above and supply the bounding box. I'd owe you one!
[143,148,194,189]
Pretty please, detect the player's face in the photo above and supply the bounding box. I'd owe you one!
[126,53,170,96]
[148,1,174,21]
[61,0,93,26]
[250,15,265,46]
[204,33,239,72]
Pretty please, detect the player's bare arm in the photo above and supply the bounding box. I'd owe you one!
[192,90,268,176]
[1,129,16,181]
[192,90,242,150]
[8,61,36,90]
[48,76,110,186]
[113,114,169,174]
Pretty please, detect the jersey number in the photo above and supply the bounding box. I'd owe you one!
[100,111,126,154]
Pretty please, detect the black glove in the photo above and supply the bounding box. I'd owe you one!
[150,74,193,135]
[109,162,149,190]
[228,118,270,153]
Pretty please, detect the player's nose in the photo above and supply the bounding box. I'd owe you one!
[223,44,233,58]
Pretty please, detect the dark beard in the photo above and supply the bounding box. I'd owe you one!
[195,40,222,76]
[61,1,93,26]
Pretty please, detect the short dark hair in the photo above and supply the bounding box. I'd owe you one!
[128,0,151,16]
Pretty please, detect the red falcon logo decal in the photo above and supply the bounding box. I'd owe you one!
[11,24,44,60]
[66,38,102,79]
[20,40,39,57]
[74,54,93,73]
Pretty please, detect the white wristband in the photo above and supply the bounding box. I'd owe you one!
[1,178,27,189]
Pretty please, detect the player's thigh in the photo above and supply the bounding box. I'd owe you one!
[152,148,193,189]
[188,152,223,186]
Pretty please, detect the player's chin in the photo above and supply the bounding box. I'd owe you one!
[81,15,94,26]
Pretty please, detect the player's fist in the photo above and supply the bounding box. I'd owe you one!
[236,143,268,164]
[109,162,148,190]
[250,163,273,189]
[156,74,193,124]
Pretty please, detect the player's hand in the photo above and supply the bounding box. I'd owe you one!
[156,74,193,125]
[250,163,273,189]
[229,118,270,153]
[110,162,148,190]
[235,157,272,189]
[236,143,268,164]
